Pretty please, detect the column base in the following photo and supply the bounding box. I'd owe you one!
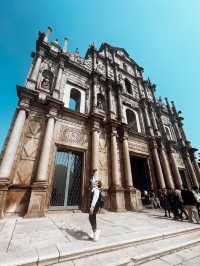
[25,181,48,218]
[110,186,126,212]
[125,187,143,211]
[0,179,9,218]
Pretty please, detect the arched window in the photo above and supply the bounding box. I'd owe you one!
[125,79,132,94]
[97,93,106,111]
[126,109,138,132]
[69,88,81,112]
[41,70,53,91]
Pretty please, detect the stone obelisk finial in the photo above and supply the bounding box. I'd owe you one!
[44,26,53,43]
[63,37,68,53]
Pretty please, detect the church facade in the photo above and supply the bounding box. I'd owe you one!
[0,27,200,217]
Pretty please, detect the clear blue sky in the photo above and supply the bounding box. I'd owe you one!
[0,0,200,154]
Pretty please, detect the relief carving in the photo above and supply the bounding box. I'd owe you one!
[14,160,34,185]
[128,138,149,155]
[174,153,185,169]
[59,125,88,147]
[13,118,43,185]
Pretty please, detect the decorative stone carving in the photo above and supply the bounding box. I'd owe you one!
[14,160,34,185]
[128,138,149,155]
[59,125,88,148]
[174,152,185,169]
[13,118,43,185]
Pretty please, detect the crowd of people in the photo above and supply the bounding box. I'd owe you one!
[142,186,200,224]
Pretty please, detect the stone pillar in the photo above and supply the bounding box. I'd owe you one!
[0,106,27,217]
[169,150,182,189]
[111,129,120,187]
[108,84,115,120]
[193,158,200,184]
[123,132,142,210]
[143,101,154,136]
[174,122,182,140]
[63,37,68,53]
[44,26,53,43]
[53,64,63,99]
[110,128,125,211]
[0,109,26,179]
[26,55,43,90]
[117,86,124,122]
[26,108,56,217]
[185,153,199,187]
[31,55,42,82]
[159,144,175,189]
[123,135,133,188]
[92,76,98,113]
[91,122,100,175]
[151,142,166,189]
[36,115,55,182]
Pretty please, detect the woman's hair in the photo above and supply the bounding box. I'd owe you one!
[96,180,102,188]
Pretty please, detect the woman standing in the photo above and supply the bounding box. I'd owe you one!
[89,179,102,241]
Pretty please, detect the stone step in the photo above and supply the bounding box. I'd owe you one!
[46,227,200,266]
[54,229,200,266]
[1,225,200,266]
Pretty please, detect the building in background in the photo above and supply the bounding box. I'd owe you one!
[0,27,200,218]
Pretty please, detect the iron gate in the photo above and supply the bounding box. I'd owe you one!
[50,150,82,208]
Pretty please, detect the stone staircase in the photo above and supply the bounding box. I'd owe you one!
[52,227,200,266]
[1,211,200,266]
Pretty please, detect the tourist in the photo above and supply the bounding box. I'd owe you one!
[181,185,200,223]
[175,189,188,220]
[167,189,180,220]
[89,178,102,241]
[192,186,200,216]
[159,189,171,217]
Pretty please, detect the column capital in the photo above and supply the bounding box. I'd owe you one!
[48,106,58,118]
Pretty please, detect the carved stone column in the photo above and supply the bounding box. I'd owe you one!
[26,54,43,90]
[108,84,115,120]
[116,85,124,123]
[185,153,199,187]
[142,101,154,136]
[53,63,64,99]
[150,141,166,189]
[0,100,28,217]
[26,107,56,217]
[159,143,175,189]
[110,128,125,211]
[168,146,182,189]
[123,135,133,188]
[92,75,98,113]
[123,132,142,210]
[91,121,100,175]
[193,158,200,184]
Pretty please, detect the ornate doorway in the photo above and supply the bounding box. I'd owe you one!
[50,149,83,209]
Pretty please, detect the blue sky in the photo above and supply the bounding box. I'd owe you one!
[0,0,200,154]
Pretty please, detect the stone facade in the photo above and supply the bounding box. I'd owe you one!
[0,27,200,217]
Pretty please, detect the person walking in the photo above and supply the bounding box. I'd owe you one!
[181,185,200,223]
[89,178,102,241]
